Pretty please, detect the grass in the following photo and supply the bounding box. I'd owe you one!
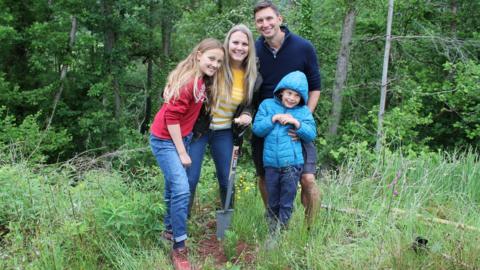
[0,150,479,269]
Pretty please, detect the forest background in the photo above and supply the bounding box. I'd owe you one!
[1,0,479,162]
[1,0,479,269]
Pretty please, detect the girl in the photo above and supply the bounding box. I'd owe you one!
[187,24,261,213]
[150,38,225,270]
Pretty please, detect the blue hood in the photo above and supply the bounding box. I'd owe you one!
[273,71,309,106]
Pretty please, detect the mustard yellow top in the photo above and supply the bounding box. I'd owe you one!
[210,68,245,130]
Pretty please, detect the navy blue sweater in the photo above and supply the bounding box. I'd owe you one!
[255,26,321,102]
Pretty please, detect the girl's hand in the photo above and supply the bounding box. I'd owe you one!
[179,152,192,167]
[233,114,252,126]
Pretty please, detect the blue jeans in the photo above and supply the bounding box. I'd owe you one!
[187,129,233,210]
[264,165,303,230]
[150,133,192,243]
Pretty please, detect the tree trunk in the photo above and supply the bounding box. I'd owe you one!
[47,16,78,128]
[451,0,457,36]
[140,59,153,134]
[140,1,154,134]
[328,7,356,137]
[103,0,121,121]
[375,0,395,152]
[160,0,176,59]
[161,16,172,58]
[113,78,121,120]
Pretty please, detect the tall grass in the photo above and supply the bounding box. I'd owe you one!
[228,150,480,269]
[1,150,479,269]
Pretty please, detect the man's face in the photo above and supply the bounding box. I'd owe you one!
[254,7,283,39]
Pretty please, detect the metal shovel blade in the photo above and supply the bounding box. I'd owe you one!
[216,209,234,240]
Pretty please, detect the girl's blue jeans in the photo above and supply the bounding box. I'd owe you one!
[187,128,234,210]
[264,165,303,230]
[150,133,192,243]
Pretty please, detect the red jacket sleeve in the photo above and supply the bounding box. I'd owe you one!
[163,82,195,125]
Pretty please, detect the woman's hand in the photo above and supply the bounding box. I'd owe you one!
[178,152,192,167]
[233,114,252,126]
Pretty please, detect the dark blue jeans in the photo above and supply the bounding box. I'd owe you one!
[187,129,234,210]
[264,165,303,230]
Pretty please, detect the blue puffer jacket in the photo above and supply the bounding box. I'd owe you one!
[252,71,316,168]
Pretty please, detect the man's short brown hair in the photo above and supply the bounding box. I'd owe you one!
[253,1,280,17]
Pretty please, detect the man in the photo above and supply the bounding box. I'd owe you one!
[252,0,321,226]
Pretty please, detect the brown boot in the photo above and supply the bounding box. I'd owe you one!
[171,247,191,270]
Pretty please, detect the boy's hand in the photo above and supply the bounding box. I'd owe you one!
[178,152,192,167]
[272,113,289,124]
[275,114,300,129]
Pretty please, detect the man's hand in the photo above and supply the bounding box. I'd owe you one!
[288,129,299,141]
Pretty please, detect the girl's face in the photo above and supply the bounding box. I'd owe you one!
[197,48,224,76]
[228,31,249,66]
[281,89,301,108]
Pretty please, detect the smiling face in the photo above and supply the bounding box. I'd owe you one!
[228,31,249,67]
[280,89,301,108]
[254,7,283,40]
[196,48,224,77]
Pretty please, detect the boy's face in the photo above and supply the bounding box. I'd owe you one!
[281,89,301,108]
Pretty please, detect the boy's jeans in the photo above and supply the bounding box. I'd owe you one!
[264,165,303,231]
[150,133,192,243]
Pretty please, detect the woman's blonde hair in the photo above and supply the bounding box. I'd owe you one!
[163,38,225,110]
[223,24,257,105]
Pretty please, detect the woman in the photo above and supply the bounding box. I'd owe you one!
[187,24,261,212]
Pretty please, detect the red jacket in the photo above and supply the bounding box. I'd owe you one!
[150,78,206,139]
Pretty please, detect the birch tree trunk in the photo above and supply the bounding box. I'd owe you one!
[328,7,356,137]
[47,16,78,128]
[375,0,395,152]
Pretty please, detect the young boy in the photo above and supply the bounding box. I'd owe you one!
[252,71,317,233]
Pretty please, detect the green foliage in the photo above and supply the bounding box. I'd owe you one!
[0,163,167,269]
[94,190,164,247]
[0,107,71,163]
[438,61,480,141]
[1,149,480,269]
[0,0,478,166]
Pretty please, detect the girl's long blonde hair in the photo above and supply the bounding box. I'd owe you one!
[163,38,225,110]
[223,24,258,105]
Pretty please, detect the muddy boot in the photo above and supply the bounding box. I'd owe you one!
[171,247,191,270]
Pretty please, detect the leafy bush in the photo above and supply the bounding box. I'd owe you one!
[0,106,71,163]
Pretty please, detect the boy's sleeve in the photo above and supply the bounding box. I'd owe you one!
[252,100,275,138]
[294,108,316,142]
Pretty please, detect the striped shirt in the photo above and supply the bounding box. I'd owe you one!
[210,68,245,130]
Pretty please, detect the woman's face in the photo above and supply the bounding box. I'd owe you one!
[228,31,249,66]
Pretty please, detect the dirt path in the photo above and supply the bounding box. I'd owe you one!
[191,207,257,269]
